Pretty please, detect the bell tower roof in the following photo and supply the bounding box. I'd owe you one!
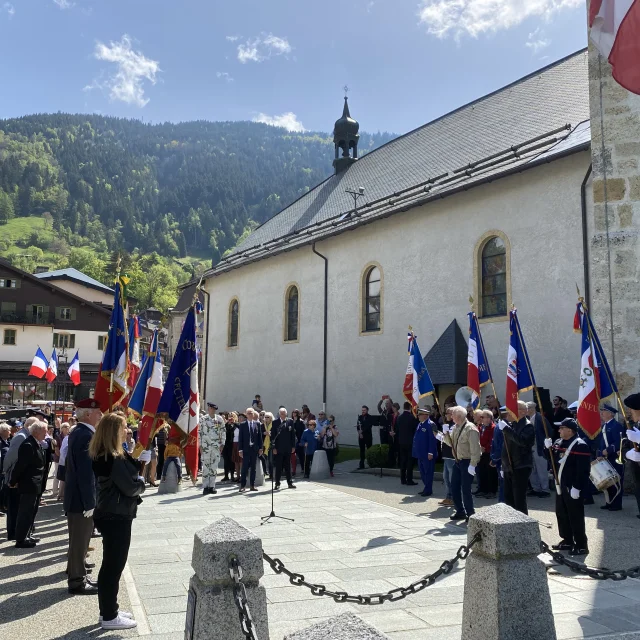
[334,97,360,136]
[333,91,360,174]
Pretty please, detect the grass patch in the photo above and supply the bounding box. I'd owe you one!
[335,445,361,464]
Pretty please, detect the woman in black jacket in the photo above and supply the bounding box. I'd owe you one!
[89,412,148,631]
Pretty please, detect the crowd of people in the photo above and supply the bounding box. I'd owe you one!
[1,389,639,629]
[354,392,640,557]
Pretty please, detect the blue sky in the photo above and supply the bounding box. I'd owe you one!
[0,0,588,135]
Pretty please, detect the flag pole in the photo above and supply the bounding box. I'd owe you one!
[512,306,560,489]
[470,297,502,406]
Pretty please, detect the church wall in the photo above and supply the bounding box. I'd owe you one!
[205,151,591,445]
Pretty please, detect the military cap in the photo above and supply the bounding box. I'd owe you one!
[417,406,430,415]
[75,397,101,409]
[624,393,640,411]
[207,402,218,410]
[558,418,579,431]
[600,403,617,414]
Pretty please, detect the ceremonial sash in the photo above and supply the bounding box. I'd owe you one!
[558,438,584,486]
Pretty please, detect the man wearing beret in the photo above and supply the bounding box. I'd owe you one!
[544,418,591,556]
[596,403,625,511]
[64,398,102,595]
[200,402,225,495]
[623,393,640,520]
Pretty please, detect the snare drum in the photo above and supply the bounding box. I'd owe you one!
[589,458,620,491]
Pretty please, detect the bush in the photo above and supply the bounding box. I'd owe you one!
[366,444,389,469]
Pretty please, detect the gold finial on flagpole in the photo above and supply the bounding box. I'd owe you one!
[469,295,474,312]
[576,283,584,304]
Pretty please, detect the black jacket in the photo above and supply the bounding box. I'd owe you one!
[272,418,296,452]
[64,423,96,514]
[357,414,374,438]
[501,417,535,472]
[551,435,591,492]
[0,437,9,475]
[293,419,305,445]
[396,411,418,447]
[9,435,45,494]
[93,452,145,520]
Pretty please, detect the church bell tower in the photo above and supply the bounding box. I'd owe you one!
[333,90,360,174]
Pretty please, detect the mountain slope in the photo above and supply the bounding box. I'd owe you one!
[0,114,395,265]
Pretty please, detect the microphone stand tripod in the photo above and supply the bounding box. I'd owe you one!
[260,458,294,526]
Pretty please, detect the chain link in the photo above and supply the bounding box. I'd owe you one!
[262,533,481,606]
[540,542,640,580]
[229,556,260,640]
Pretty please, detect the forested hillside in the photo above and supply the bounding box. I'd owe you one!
[0,114,394,264]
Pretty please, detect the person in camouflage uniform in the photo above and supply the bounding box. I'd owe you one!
[200,402,225,495]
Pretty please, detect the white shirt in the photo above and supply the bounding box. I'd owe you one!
[59,435,69,466]
[233,427,239,443]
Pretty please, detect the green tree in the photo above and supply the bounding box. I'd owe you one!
[0,191,14,224]
[67,247,108,283]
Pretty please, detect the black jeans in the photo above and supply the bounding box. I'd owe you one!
[6,487,19,540]
[504,467,531,515]
[95,518,132,621]
[15,493,39,543]
[398,445,414,483]
[304,453,314,477]
[325,448,336,472]
[358,433,372,467]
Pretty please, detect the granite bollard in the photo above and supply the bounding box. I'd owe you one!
[186,517,269,640]
[157,458,181,494]
[284,612,390,640]
[254,458,265,487]
[309,449,330,480]
[461,503,556,640]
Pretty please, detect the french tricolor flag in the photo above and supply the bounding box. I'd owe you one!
[68,350,81,386]
[29,347,49,379]
[46,348,58,383]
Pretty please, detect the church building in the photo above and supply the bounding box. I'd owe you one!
[200,47,639,445]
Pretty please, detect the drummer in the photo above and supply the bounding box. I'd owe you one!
[544,418,591,557]
[596,403,625,511]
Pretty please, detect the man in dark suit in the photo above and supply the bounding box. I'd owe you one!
[271,407,297,490]
[64,398,102,595]
[396,402,418,485]
[356,406,374,470]
[238,408,264,492]
[9,421,46,548]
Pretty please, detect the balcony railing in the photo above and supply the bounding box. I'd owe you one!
[0,312,56,326]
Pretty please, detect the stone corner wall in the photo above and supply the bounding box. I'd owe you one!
[587,41,640,397]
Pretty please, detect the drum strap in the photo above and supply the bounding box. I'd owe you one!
[558,438,581,486]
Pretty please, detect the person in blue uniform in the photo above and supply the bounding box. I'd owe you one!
[596,403,625,511]
[544,418,591,557]
[413,407,438,497]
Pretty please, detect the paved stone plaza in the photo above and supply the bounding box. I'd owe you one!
[2,463,640,639]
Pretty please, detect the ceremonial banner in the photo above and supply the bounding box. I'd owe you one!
[573,301,617,439]
[505,309,535,417]
[589,0,640,95]
[467,312,493,408]
[403,332,435,414]
[93,281,129,411]
[123,316,141,407]
[128,331,157,417]
[67,350,81,386]
[46,348,58,383]
[136,333,164,453]
[29,347,49,379]
[157,305,200,481]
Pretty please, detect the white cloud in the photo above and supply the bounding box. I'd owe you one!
[216,71,234,83]
[417,0,582,39]
[253,112,305,132]
[2,2,15,17]
[237,33,292,64]
[226,35,240,42]
[53,0,74,8]
[85,35,160,108]
[526,27,550,54]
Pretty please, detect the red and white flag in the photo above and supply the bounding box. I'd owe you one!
[67,350,81,386]
[46,349,58,383]
[589,0,640,94]
[575,305,602,438]
[29,347,49,379]
[137,346,164,450]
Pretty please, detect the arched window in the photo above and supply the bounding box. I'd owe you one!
[363,265,381,333]
[481,236,507,317]
[284,285,299,342]
[228,299,239,348]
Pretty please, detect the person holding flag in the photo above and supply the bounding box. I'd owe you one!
[93,281,129,412]
[156,303,200,483]
[412,406,438,497]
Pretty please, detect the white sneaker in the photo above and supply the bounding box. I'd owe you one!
[100,613,137,629]
[99,610,133,622]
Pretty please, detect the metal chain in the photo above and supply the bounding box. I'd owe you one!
[540,542,640,580]
[262,532,481,605]
[229,556,260,640]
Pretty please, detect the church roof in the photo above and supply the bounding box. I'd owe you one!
[424,320,469,386]
[206,50,590,278]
